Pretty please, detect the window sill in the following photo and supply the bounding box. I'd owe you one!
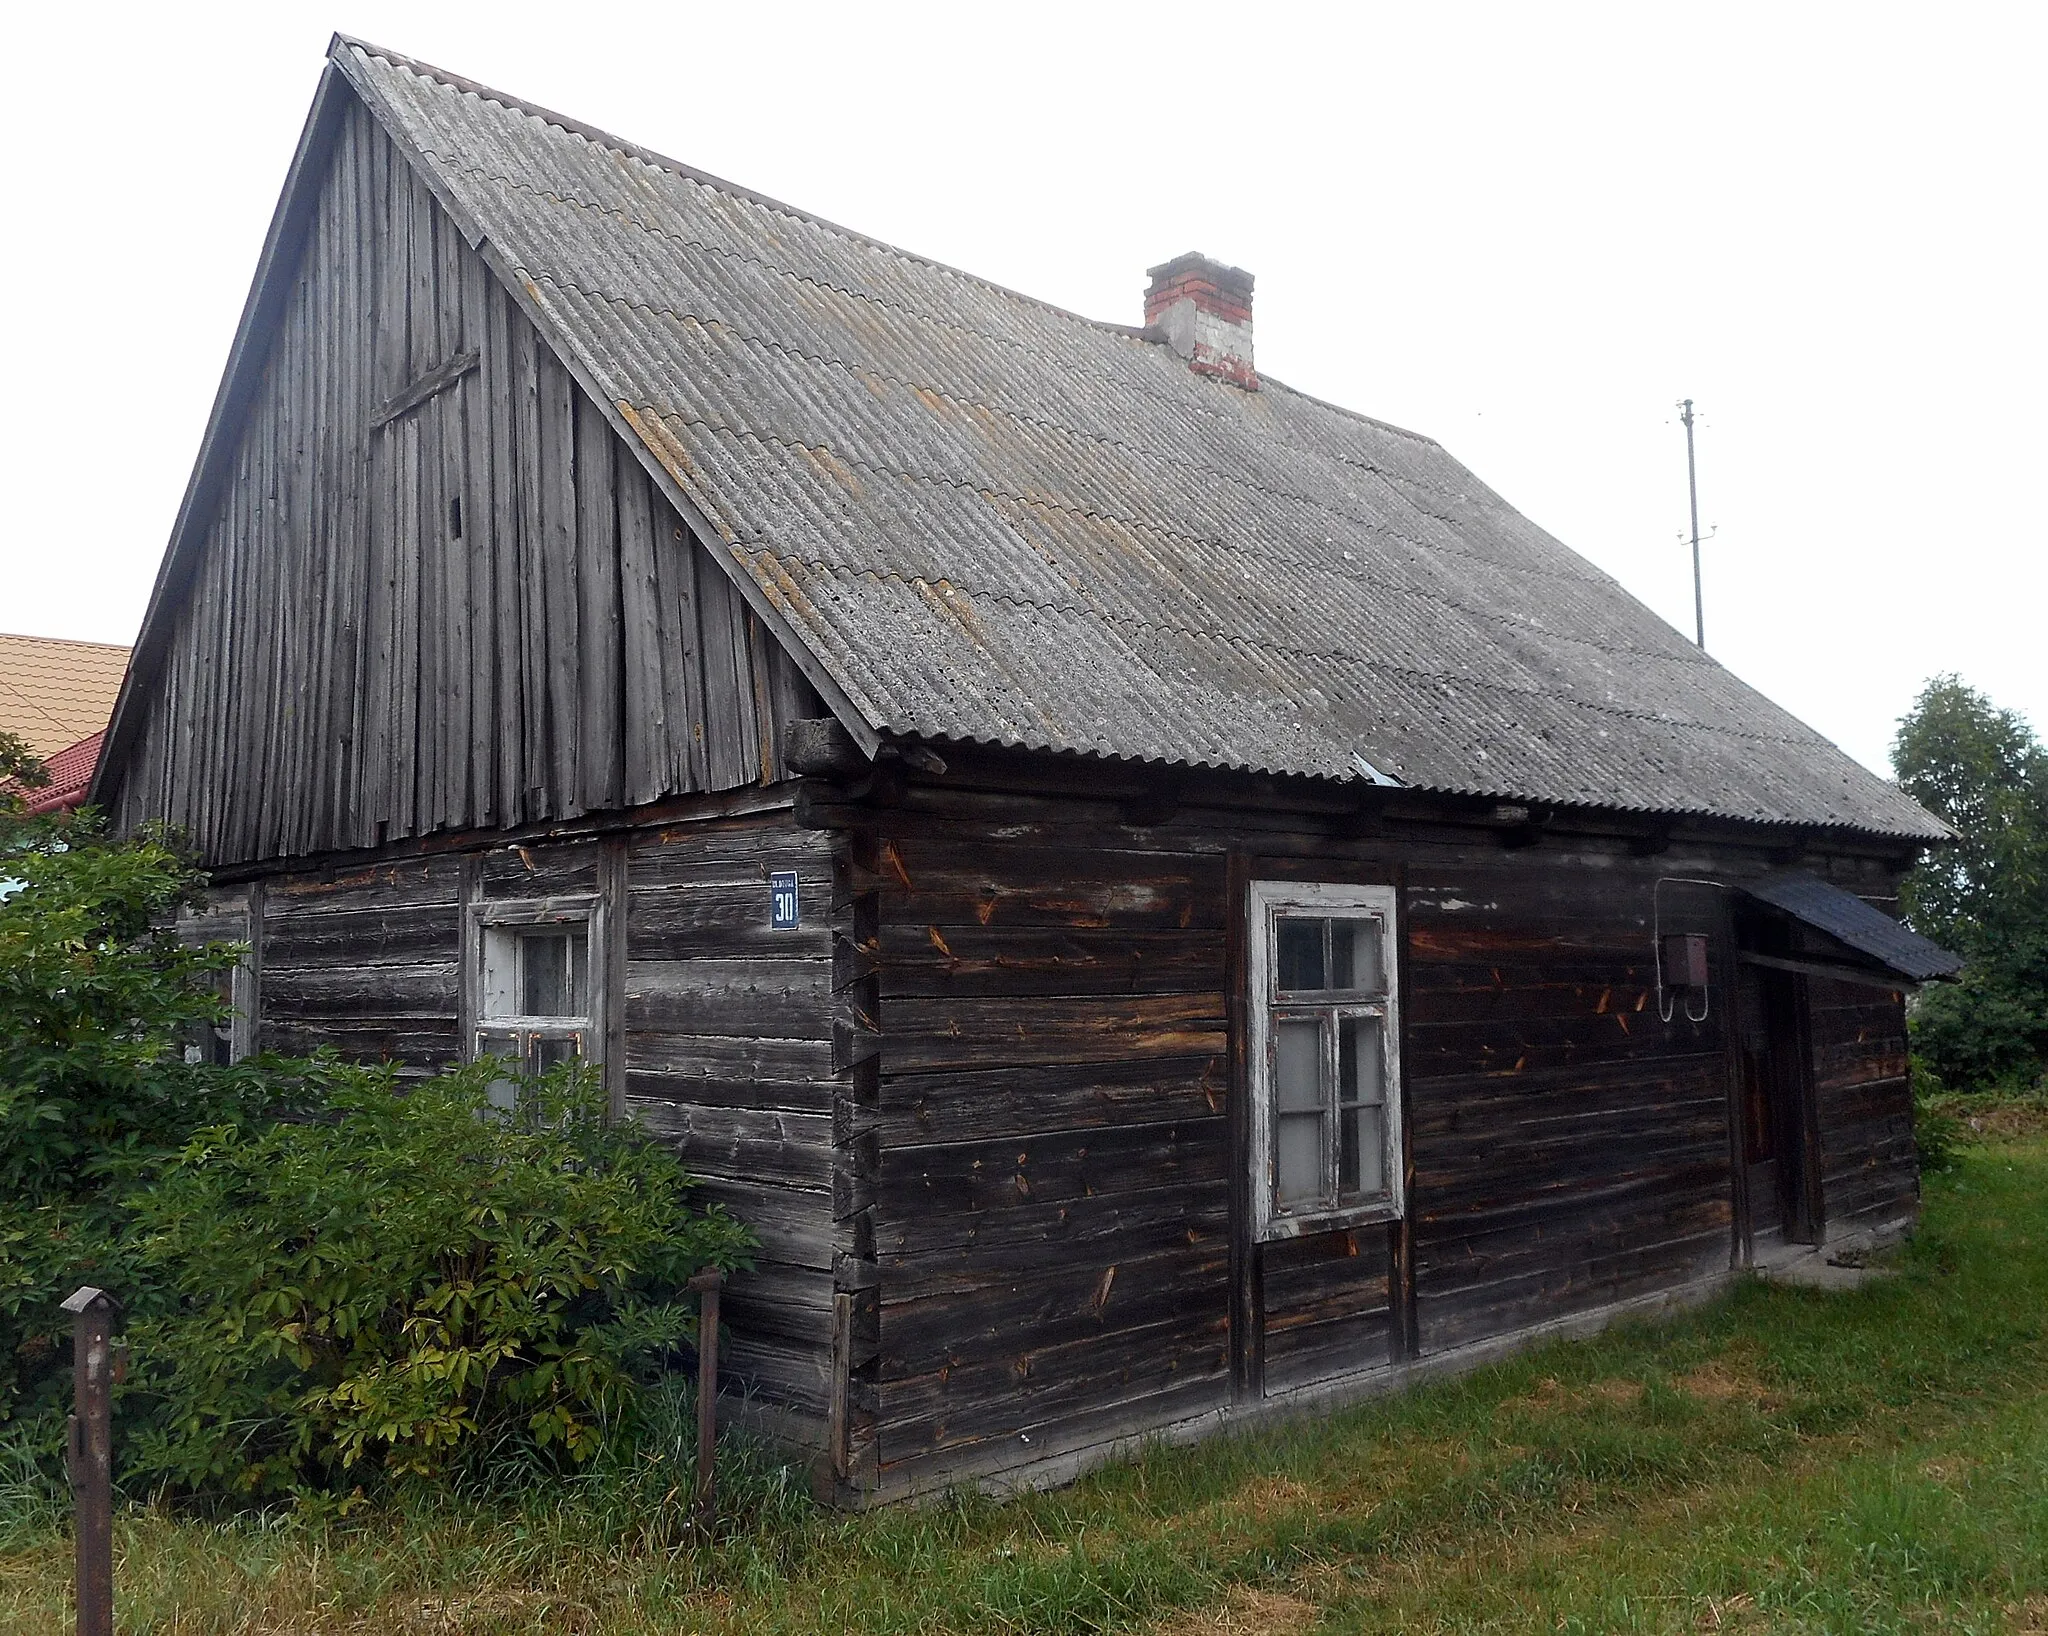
[1258,1200,1403,1242]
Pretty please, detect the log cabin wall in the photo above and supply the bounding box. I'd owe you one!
[164,757,1923,1502]
[620,814,845,1441]
[859,799,1236,1497]
[179,804,846,1441]
[1806,976,1917,1246]
[831,759,1922,1499]
[106,97,818,871]
[1403,854,1731,1357]
[260,856,465,1068]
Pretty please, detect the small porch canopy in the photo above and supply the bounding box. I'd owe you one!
[1742,872,1963,988]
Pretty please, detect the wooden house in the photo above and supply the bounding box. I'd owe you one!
[95,38,1960,1504]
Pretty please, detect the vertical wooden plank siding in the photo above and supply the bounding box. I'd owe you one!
[105,97,818,870]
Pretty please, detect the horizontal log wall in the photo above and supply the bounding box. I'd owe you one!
[851,769,1810,1495]
[108,97,817,869]
[259,856,465,1070]
[622,815,842,1433]
[1806,975,1916,1241]
[160,749,1922,1502]
[867,823,1235,1493]
[1404,861,1733,1354]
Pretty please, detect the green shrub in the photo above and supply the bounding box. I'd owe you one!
[123,1059,753,1498]
[2,767,755,1506]
[1911,1073,1965,1175]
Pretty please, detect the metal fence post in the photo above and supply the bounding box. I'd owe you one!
[61,1286,119,1636]
[687,1266,724,1526]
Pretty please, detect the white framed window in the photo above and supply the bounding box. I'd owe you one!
[177,902,258,1066]
[471,897,601,1109]
[1247,881,1404,1240]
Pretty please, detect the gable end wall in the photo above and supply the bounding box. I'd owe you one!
[107,94,818,868]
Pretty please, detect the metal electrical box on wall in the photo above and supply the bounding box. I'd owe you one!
[1662,932,1711,989]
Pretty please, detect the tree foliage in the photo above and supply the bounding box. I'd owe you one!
[0,750,272,1439]
[1,763,752,1500]
[1893,676,2048,1089]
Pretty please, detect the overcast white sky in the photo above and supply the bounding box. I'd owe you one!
[4,2,2041,775]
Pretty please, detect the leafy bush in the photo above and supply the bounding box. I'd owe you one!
[1909,970,2048,1094]
[126,1060,751,1497]
[2,752,753,1505]
[1911,1071,1965,1175]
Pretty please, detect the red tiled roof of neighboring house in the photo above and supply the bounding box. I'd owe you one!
[0,633,132,759]
[22,729,107,816]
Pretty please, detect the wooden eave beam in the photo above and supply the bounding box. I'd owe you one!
[1737,949,1917,993]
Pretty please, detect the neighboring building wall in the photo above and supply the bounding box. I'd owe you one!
[105,99,817,869]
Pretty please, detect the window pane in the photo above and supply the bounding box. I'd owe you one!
[476,1028,521,1111]
[1274,1019,1324,1113]
[530,1034,582,1074]
[1340,1104,1387,1199]
[1276,917,1325,991]
[1329,920,1355,989]
[1276,1112,1324,1206]
[1347,919,1385,993]
[1338,1015,1386,1108]
[520,933,586,1017]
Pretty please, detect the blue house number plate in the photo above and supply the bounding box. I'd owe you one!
[770,870,801,931]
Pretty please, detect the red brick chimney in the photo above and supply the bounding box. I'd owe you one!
[1144,252,1256,390]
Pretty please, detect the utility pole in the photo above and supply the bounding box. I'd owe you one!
[1680,398,1704,649]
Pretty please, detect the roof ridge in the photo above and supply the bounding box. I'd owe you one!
[341,37,1453,455]
[331,35,1161,349]
[1255,373,1442,449]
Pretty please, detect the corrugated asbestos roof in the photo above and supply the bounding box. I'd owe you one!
[0,634,131,759]
[1745,872,1963,981]
[335,39,1944,839]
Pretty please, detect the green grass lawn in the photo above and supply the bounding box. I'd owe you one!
[8,1125,2048,1635]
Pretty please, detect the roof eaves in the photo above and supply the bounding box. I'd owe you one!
[899,728,1951,842]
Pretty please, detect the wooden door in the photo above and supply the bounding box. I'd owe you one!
[1735,962,1818,1250]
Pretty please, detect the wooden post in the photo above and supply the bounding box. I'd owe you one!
[687,1267,724,1526]
[61,1286,119,1636]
